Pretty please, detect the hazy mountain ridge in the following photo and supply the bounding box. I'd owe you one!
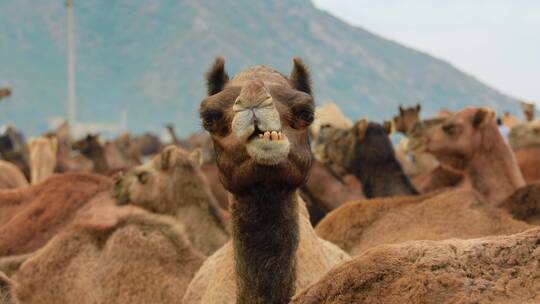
[0,0,518,136]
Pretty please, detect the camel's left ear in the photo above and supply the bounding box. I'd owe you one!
[472,108,495,128]
[415,103,421,113]
[290,57,312,95]
[160,146,178,171]
[205,57,229,96]
[189,148,204,168]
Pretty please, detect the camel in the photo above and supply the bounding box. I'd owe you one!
[315,189,530,256]
[293,227,540,304]
[300,161,364,225]
[0,88,11,101]
[502,111,522,128]
[499,182,540,225]
[422,107,525,204]
[12,203,205,304]
[0,173,112,256]
[521,101,535,122]
[314,120,417,198]
[392,104,439,175]
[27,136,57,184]
[183,57,349,304]
[310,102,352,139]
[0,161,28,189]
[0,127,29,180]
[513,144,540,183]
[72,134,110,174]
[112,145,229,256]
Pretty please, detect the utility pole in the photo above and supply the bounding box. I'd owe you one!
[65,0,77,131]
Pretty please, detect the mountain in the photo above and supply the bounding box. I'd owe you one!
[0,0,519,137]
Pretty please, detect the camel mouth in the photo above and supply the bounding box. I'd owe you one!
[246,129,290,165]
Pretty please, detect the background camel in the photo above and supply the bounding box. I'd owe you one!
[0,87,11,101]
[293,227,540,304]
[13,207,205,304]
[0,173,111,256]
[520,101,535,122]
[112,145,229,256]
[422,107,525,204]
[392,104,439,175]
[310,102,352,138]
[0,161,28,190]
[27,136,57,184]
[314,120,417,198]
[184,57,349,304]
[315,190,530,256]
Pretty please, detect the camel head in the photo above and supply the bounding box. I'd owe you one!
[199,57,314,194]
[0,87,11,101]
[72,134,102,156]
[112,145,204,214]
[421,107,496,169]
[393,103,421,135]
[314,119,392,175]
[521,101,535,122]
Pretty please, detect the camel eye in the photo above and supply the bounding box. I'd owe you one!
[136,171,149,184]
[200,109,223,131]
[292,104,314,128]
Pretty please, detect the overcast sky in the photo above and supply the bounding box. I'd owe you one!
[313,0,540,104]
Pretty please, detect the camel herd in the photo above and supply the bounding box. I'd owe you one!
[0,58,539,304]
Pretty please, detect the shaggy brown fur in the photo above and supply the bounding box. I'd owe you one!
[28,136,57,184]
[189,58,349,304]
[0,161,28,190]
[13,202,205,304]
[0,173,111,256]
[499,183,540,225]
[112,145,228,256]
[293,227,540,304]
[423,107,525,204]
[315,190,531,256]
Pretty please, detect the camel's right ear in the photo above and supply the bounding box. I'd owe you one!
[290,57,312,95]
[399,105,404,115]
[160,146,178,171]
[205,57,229,96]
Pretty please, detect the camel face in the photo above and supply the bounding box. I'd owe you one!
[200,57,314,193]
[316,120,393,174]
[422,107,495,168]
[72,134,100,156]
[393,104,421,134]
[112,146,203,212]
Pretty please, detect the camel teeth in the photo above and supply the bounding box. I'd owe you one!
[258,134,263,138]
[263,132,271,140]
[271,131,279,141]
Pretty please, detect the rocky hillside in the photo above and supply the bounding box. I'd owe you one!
[0,0,518,136]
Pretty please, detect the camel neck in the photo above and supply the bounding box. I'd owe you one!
[351,157,418,198]
[467,129,525,204]
[87,147,109,174]
[231,189,299,304]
